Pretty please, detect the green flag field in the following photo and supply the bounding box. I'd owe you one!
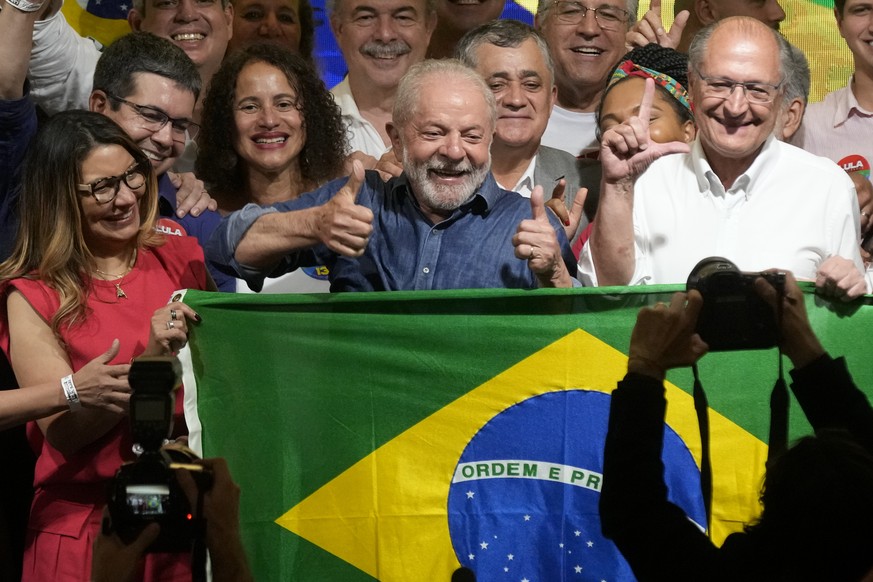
[180,286,873,581]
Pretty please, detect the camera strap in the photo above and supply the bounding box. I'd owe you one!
[691,363,713,535]
[767,289,790,464]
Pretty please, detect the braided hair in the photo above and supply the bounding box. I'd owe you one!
[597,43,693,139]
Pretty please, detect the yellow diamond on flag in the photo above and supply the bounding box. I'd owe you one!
[276,329,767,580]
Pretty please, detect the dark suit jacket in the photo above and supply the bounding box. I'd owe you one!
[533,144,602,238]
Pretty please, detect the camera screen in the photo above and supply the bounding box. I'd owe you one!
[126,484,171,516]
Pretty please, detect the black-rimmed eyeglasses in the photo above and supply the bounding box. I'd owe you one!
[77,160,150,204]
[107,93,201,141]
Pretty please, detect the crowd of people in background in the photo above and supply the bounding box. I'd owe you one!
[0,0,872,578]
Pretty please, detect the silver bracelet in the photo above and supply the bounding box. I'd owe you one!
[61,374,82,411]
[4,0,45,12]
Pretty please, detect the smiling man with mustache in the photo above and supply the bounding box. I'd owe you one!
[328,0,436,159]
[208,59,578,292]
[535,0,638,157]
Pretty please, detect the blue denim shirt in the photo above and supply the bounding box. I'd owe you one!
[207,171,578,292]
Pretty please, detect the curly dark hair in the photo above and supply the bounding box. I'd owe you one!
[197,42,347,205]
[597,43,693,139]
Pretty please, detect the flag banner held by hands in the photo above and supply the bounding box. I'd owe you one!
[181,286,873,581]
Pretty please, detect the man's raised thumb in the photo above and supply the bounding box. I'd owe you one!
[339,159,366,202]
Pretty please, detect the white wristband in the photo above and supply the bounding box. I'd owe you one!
[4,0,45,12]
[61,374,82,411]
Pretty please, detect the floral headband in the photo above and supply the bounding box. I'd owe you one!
[609,60,693,114]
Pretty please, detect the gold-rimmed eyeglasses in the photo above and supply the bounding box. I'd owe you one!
[549,1,630,30]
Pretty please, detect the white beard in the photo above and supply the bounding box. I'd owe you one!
[402,148,491,212]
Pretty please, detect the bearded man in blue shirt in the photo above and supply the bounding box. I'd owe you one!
[208,59,579,292]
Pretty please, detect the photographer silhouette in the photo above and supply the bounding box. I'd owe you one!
[600,273,873,581]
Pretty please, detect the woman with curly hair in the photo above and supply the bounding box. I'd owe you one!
[198,43,347,214]
[197,42,348,292]
[0,110,210,581]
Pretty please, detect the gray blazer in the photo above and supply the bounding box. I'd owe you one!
[533,145,602,231]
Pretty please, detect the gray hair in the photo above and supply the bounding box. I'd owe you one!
[689,17,792,85]
[93,32,201,102]
[327,0,436,16]
[536,0,639,27]
[393,59,497,130]
[455,19,555,85]
[782,42,810,105]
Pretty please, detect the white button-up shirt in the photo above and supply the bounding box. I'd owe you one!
[580,136,864,286]
[330,77,390,159]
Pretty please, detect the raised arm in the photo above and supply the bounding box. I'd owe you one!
[28,0,99,114]
[207,162,374,289]
[0,0,40,99]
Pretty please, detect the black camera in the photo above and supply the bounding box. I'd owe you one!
[686,257,785,351]
[108,356,211,553]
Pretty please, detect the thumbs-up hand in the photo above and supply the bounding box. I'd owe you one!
[317,160,375,257]
[513,186,574,288]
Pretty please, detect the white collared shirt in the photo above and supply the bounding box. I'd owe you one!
[330,77,390,159]
[579,136,864,286]
[496,155,537,198]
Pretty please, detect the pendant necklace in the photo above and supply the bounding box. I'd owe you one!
[94,249,137,299]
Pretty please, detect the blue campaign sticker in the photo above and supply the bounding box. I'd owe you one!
[447,390,705,581]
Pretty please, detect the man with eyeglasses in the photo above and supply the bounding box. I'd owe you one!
[535,0,638,158]
[88,32,232,290]
[580,17,869,299]
[20,0,232,119]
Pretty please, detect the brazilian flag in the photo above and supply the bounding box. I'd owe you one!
[180,286,873,581]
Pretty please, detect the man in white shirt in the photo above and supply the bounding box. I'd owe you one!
[534,0,637,158]
[792,0,873,235]
[328,0,436,159]
[581,16,868,299]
